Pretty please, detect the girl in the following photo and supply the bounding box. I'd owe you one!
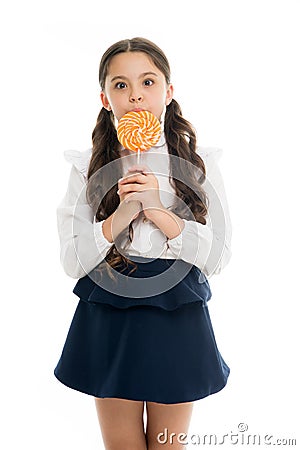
[54,37,232,450]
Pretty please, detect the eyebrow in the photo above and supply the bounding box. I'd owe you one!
[110,72,159,83]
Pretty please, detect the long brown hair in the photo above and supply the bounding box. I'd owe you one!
[86,37,208,279]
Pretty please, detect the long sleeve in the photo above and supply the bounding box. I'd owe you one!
[56,164,114,279]
[167,148,232,278]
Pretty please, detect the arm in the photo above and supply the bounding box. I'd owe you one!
[148,149,232,277]
[57,165,143,278]
[145,208,185,240]
[102,196,143,243]
[56,165,114,278]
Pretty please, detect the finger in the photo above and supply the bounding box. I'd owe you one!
[119,173,140,183]
[119,174,147,185]
[119,183,143,194]
[128,164,151,173]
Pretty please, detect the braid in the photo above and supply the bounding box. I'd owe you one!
[88,108,118,178]
[165,100,208,225]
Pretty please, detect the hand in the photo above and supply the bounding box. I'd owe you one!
[117,169,143,221]
[118,165,163,219]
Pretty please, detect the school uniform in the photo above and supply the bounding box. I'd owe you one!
[54,132,232,404]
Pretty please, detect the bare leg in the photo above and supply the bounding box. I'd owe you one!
[94,397,147,450]
[145,401,194,450]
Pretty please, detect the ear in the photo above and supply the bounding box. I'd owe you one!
[100,91,112,111]
[165,83,174,106]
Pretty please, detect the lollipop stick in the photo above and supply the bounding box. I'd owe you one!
[137,148,140,165]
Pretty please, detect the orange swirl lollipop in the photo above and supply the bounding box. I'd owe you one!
[117,110,161,163]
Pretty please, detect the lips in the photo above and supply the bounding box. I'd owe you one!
[131,108,144,112]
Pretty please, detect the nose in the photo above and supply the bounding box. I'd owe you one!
[129,90,143,103]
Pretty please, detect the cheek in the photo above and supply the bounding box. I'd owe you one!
[148,88,165,104]
[111,91,127,105]
[157,86,168,100]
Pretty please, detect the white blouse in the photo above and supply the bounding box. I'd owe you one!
[57,132,232,279]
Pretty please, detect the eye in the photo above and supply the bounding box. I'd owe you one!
[115,81,127,89]
[143,79,154,87]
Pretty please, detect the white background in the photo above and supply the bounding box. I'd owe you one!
[1,0,299,448]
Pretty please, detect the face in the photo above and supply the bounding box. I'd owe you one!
[100,51,173,121]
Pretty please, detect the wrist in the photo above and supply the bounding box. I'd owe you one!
[145,207,185,240]
[143,202,165,219]
[103,201,142,243]
[117,199,142,220]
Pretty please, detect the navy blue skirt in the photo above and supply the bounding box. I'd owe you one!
[54,256,230,404]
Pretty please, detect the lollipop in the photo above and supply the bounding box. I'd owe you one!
[117,110,161,164]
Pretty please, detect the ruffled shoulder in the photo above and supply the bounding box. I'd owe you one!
[196,146,223,162]
[63,148,92,178]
